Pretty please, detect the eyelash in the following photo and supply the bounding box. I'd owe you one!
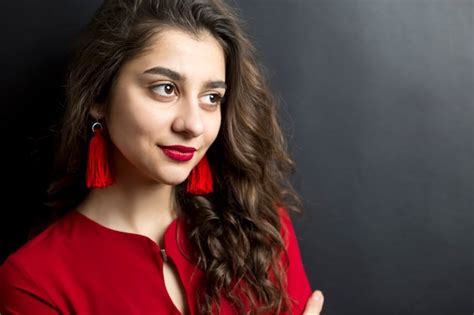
[150,83,224,106]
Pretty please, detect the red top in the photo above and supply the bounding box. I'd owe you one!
[0,208,312,314]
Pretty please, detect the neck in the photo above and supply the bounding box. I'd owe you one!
[78,179,178,243]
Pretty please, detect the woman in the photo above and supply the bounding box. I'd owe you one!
[0,0,324,314]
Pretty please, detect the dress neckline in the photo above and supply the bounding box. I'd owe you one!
[71,209,179,247]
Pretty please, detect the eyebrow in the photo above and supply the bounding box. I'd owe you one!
[143,66,227,90]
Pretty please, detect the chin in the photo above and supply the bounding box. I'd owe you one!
[157,174,189,186]
[152,166,193,186]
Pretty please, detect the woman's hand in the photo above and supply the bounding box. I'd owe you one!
[303,290,324,314]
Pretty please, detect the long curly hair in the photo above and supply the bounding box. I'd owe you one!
[46,0,305,314]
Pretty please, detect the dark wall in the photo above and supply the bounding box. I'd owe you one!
[1,1,472,314]
[1,0,101,262]
[234,1,473,314]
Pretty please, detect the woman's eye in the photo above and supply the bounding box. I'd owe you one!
[201,93,223,106]
[151,83,177,97]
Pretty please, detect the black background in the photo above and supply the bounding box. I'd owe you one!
[1,1,472,314]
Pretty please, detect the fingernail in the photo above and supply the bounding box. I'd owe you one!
[313,290,322,301]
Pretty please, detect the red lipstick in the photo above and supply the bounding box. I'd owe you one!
[159,145,196,161]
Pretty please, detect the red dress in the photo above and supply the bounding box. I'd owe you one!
[0,208,312,314]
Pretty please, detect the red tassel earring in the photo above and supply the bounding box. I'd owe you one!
[186,154,213,194]
[86,122,114,188]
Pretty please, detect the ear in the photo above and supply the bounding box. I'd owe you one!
[89,103,104,120]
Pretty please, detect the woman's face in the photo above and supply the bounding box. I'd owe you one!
[100,28,226,186]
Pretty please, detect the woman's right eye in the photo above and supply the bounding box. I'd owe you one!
[150,83,177,97]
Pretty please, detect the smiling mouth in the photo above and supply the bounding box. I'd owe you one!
[159,146,195,161]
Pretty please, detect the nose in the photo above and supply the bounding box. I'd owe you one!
[171,96,204,137]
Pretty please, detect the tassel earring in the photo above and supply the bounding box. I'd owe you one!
[86,121,114,188]
[186,154,213,194]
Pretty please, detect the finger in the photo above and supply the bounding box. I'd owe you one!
[303,290,324,315]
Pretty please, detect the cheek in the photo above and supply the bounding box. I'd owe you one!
[107,106,144,142]
[206,113,222,143]
[108,96,171,139]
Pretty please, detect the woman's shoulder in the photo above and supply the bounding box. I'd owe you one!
[277,206,298,247]
[1,210,79,274]
[0,211,82,313]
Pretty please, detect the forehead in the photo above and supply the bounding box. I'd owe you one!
[123,28,226,80]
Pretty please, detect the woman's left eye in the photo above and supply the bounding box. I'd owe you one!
[201,93,223,106]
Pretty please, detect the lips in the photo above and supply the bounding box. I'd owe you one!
[159,145,196,161]
[160,145,196,153]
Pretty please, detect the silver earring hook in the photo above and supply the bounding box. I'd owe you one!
[91,122,103,132]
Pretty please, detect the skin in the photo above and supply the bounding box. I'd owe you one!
[79,27,225,242]
[78,28,226,314]
[77,26,325,315]
[304,290,325,314]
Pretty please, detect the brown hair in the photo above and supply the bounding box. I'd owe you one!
[47,0,305,313]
